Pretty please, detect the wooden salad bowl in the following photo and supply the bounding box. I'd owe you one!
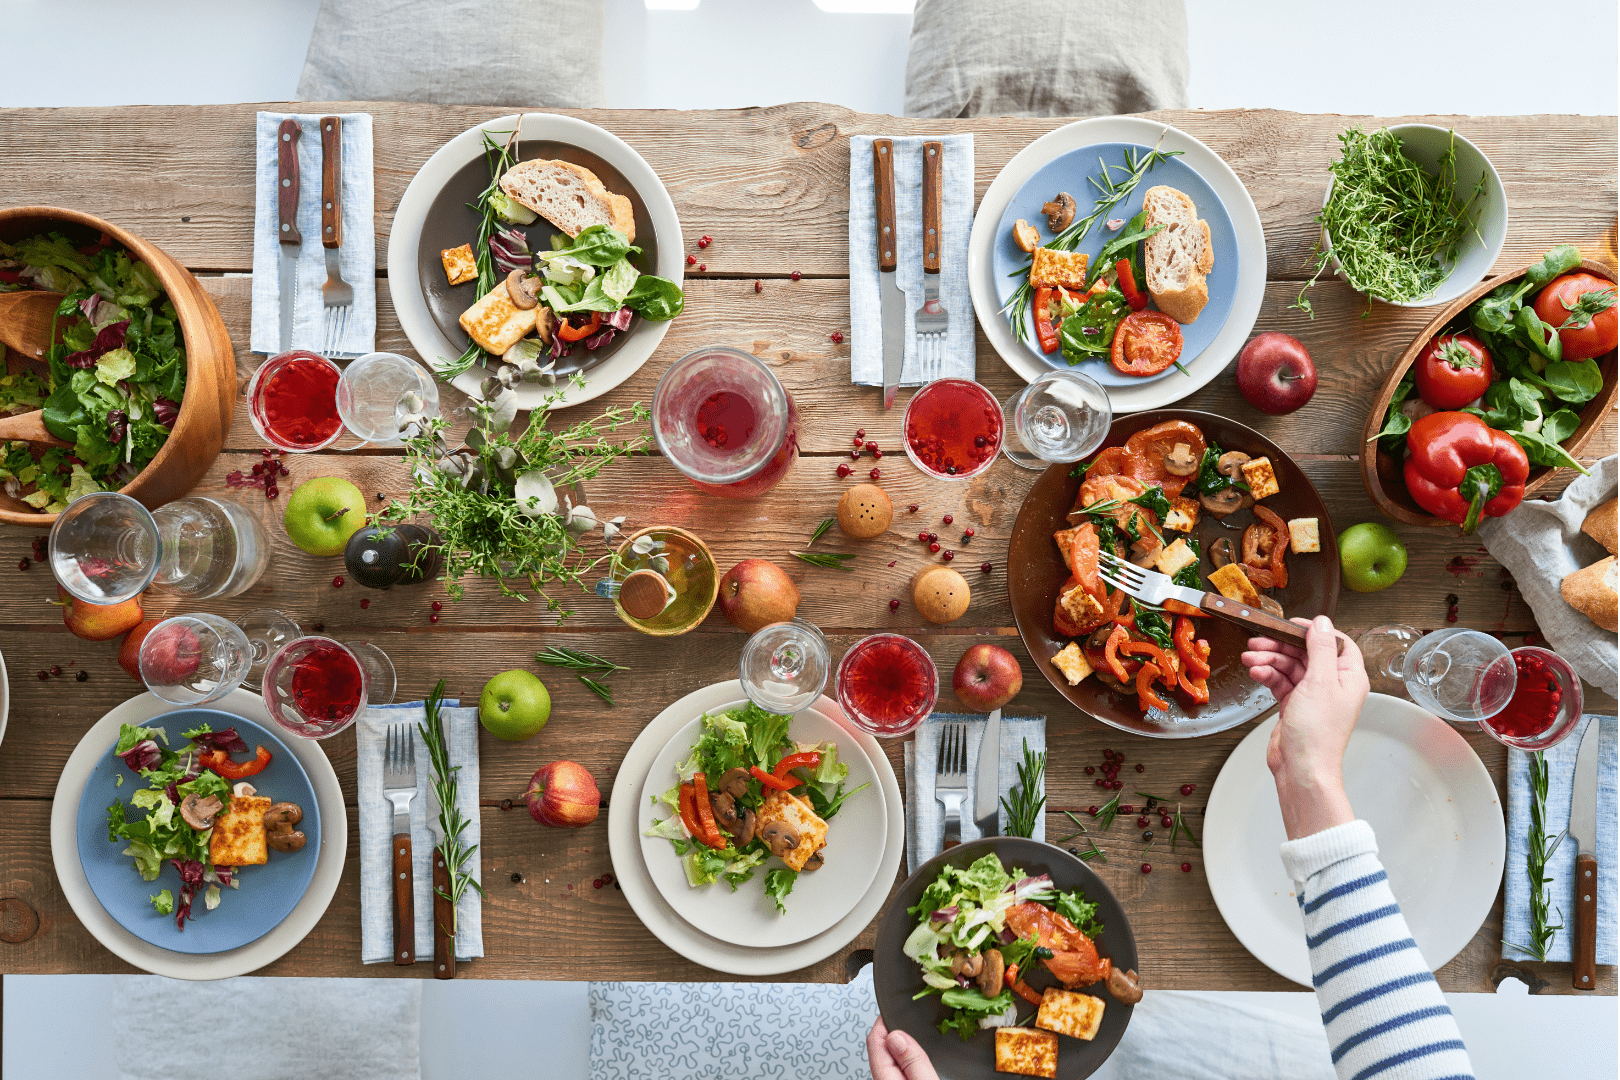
[1360,255,1618,529]
[0,207,236,527]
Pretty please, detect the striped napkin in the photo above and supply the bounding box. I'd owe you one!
[902,711,1046,874]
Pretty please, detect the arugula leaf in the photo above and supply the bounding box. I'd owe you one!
[763,868,798,914]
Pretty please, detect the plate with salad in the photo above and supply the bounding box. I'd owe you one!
[389,112,684,411]
[873,837,1138,1080]
[74,708,319,955]
[638,698,885,948]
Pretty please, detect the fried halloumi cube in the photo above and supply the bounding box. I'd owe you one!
[440,243,477,286]
[1240,456,1280,501]
[459,286,538,355]
[756,789,828,872]
[1059,582,1104,625]
[1288,517,1321,554]
[1208,562,1262,606]
[995,1027,1059,1078]
[1153,537,1198,577]
[209,794,270,867]
[1036,988,1106,1041]
[1030,247,1089,290]
[1163,495,1200,533]
[1051,642,1094,686]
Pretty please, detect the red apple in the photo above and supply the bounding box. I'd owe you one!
[525,761,601,828]
[117,619,164,682]
[953,644,1023,711]
[55,584,144,641]
[1236,332,1317,415]
[716,558,800,633]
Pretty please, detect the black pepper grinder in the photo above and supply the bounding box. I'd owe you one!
[344,524,444,589]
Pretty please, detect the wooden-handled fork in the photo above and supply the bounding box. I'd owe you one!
[1097,549,1312,649]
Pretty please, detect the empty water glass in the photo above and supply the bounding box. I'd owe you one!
[739,618,830,714]
[335,351,440,447]
[1358,624,1517,723]
[1000,369,1113,469]
[139,613,253,706]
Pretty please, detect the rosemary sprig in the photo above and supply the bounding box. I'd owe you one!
[418,679,485,939]
[1134,791,1201,852]
[808,517,835,546]
[1093,791,1122,831]
[790,550,856,570]
[535,646,626,705]
[1504,750,1566,962]
[1000,739,1047,839]
[1058,810,1107,862]
[438,124,524,380]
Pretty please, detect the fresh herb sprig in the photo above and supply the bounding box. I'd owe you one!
[1055,810,1107,862]
[1092,791,1123,831]
[439,125,524,379]
[1000,739,1048,838]
[1504,750,1566,962]
[419,680,484,939]
[535,646,627,705]
[1135,791,1201,851]
[808,517,835,546]
[791,550,856,570]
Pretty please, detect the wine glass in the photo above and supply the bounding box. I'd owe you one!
[650,346,799,498]
[260,636,397,740]
[234,608,301,691]
[1357,624,1517,722]
[336,351,441,447]
[836,633,939,737]
[1000,369,1113,470]
[739,618,830,714]
[138,613,253,706]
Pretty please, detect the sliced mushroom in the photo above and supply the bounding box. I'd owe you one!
[1042,192,1077,232]
[1209,537,1237,569]
[718,767,752,800]
[977,948,1006,997]
[709,792,757,848]
[803,849,824,872]
[534,304,556,344]
[1163,442,1199,476]
[1199,487,1245,517]
[1216,451,1251,480]
[1259,595,1286,619]
[232,782,257,798]
[264,802,306,853]
[1401,397,1436,423]
[759,820,800,859]
[504,269,541,310]
[1106,965,1143,1004]
[949,949,985,978]
[179,793,222,830]
[1012,219,1040,253]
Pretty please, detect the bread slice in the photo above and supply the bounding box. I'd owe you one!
[499,159,636,243]
[1562,555,1618,632]
[1141,185,1212,323]
[1582,499,1618,555]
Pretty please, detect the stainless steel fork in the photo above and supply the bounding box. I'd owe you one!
[935,720,969,849]
[383,722,418,965]
[913,140,948,377]
[318,115,354,357]
[1096,548,1310,650]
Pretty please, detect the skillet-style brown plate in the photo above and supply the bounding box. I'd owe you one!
[1008,409,1340,738]
[414,140,660,380]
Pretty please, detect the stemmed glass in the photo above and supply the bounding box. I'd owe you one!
[139,613,254,706]
[235,608,301,691]
[1357,624,1517,722]
[260,636,397,740]
[739,618,830,714]
[335,351,441,447]
[999,369,1113,470]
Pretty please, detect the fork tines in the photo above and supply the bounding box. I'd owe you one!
[938,722,968,775]
[385,722,415,776]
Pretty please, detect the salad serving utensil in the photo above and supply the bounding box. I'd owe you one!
[913,141,948,375]
[319,115,354,356]
[935,720,969,849]
[382,722,418,966]
[0,290,73,447]
[873,139,905,410]
[1097,549,1310,650]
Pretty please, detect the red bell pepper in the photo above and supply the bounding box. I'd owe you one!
[678,782,703,836]
[1005,963,1046,1007]
[1136,663,1170,711]
[1114,259,1148,311]
[1173,616,1211,679]
[1103,624,1132,683]
[1177,665,1211,704]
[557,310,603,342]
[750,765,798,791]
[1119,639,1175,683]
[1034,286,1062,354]
[1403,412,1529,533]
[691,772,726,848]
[199,746,271,780]
[772,751,821,780]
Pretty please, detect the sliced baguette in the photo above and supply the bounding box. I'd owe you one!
[1141,185,1212,323]
[1582,498,1617,555]
[1562,555,1618,632]
[498,159,636,243]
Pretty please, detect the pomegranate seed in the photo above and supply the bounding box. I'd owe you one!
[869,468,881,480]
[889,599,901,611]
[1136,763,1145,772]
[908,504,919,512]
[686,254,696,266]
[1141,863,1152,874]
[1136,815,1150,827]
[830,331,844,344]
[1095,778,1105,787]
[981,562,993,573]
[332,576,344,588]
[1112,780,1123,790]
[16,558,28,571]
[850,449,860,460]
[790,270,802,281]
[1104,749,1115,759]
[942,514,953,525]
[942,550,954,561]
[928,532,938,542]
[888,561,896,567]
[267,488,278,499]
[50,665,61,676]
[1120,804,1134,814]
[76,670,88,682]
[865,441,878,452]
[432,601,443,611]
[698,263,706,272]
[593,878,603,889]
[360,598,371,609]
[1085,766,1095,775]
[35,670,47,681]
[929,542,940,553]
[856,428,866,438]
[1161,816,1173,829]
[918,532,929,542]
[279,465,289,476]
[963,527,975,538]
[429,613,440,623]
[1182,863,1192,873]
[1181,784,1196,796]
[873,448,883,459]
[837,464,852,477]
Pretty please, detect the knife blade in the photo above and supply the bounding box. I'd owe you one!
[873,139,905,410]
[426,785,457,980]
[1570,719,1600,990]
[974,707,1002,837]
[276,118,302,353]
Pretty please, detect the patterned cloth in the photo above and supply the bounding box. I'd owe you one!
[1280,821,1475,1080]
[902,711,1046,874]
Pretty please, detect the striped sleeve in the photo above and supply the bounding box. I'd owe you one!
[1279,820,1476,1080]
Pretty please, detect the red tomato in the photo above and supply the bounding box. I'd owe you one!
[1533,271,1618,361]
[1110,311,1183,376]
[1415,333,1493,409]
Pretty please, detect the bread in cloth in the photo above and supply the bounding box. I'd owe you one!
[1562,554,1618,633]
[1582,498,1617,555]
[1141,185,1212,323]
[499,159,635,242]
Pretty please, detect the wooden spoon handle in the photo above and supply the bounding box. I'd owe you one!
[922,141,943,274]
[872,139,897,273]
[0,410,70,448]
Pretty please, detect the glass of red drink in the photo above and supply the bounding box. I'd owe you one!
[260,636,397,739]
[247,351,345,452]
[836,633,939,737]
[1478,647,1584,751]
[651,346,799,498]
[903,378,1002,480]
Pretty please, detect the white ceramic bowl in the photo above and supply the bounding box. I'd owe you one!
[1321,123,1507,308]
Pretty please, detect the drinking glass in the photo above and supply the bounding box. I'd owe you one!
[902,378,1003,481]
[651,346,799,498]
[836,633,939,737]
[1000,370,1112,469]
[50,491,269,605]
[740,618,830,714]
[1477,647,1584,751]
[261,636,397,740]
[234,608,301,691]
[139,613,253,706]
[247,351,345,452]
[336,351,441,447]
[1357,624,1517,722]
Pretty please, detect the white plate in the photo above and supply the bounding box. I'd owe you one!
[49,688,346,980]
[1203,693,1504,987]
[387,112,684,411]
[609,681,904,975]
[0,648,9,751]
[637,704,887,948]
[967,117,1267,414]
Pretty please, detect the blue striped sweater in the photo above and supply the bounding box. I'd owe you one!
[1280,821,1477,1080]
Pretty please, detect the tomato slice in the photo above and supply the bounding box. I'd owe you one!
[1110,311,1184,377]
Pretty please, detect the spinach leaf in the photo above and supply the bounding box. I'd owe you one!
[1128,485,1170,520]
[1057,286,1130,363]
[1515,304,1562,364]
[1541,408,1582,444]
[1134,608,1174,651]
[1085,212,1162,288]
[624,274,685,321]
[1539,359,1603,405]
[556,224,639,267]
[1173,537,1203,592]
[1512,430,1590,474]
[1525,244,1582,288]
[1376,377,1416,447]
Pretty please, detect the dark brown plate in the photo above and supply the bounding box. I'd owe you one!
[1008,409,1341,738]
[414,140,661,379]
[872,837,1136,1080]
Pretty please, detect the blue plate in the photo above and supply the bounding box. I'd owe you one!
[992,142,1239,386]
[75,709,320,955]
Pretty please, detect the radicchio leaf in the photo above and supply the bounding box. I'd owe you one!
[488,228,532,275]
[606,306,634,332]
[582,326,616,351]
[153,398,180,426]
[119,739,162,773]
[106,409,127,445]
[62,320,128,369]
[190,726,248,754]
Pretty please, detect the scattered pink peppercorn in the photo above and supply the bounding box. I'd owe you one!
[1136,763,1145,772]
[942,550,954,561]
[830,331,844,344]
[332,576,344,588]
[865,441,878,452]
[853,436,864,447]
[698,235,711,249]
[593,878,603,889]
[686,254,696,266]
[1136,815,1150,827]
[1088,806,1099,816]
[918,532,929,542]
[1120,804,1134,814]
[360,598,371,609]
[869,468,881,480]
[1112,780,1123,790]
[850,448,861,460]
[888,561,896,567]
[1181,863,1192,873]
[754,280,762,293]
[856,428,866,438]
[963,527,975,539]
[889,599,901,611]
[981,562,993,573]
[927,532,938,542]
[1161,816,1173,829]
[1181,784,1196,796]
[929,542,941,553]
[1141,863,1152,874]
[942,514,953,525]
[431,601,443,612]
[790,270,802,281]
[50,665,62,676]
[872,448,883,459]
[698,263,706,272]
[1085,766,1095,775]
[1094,778,1105,787]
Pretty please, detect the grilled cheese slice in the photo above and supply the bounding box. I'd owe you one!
[1208,562,1262,606]
[995,1027,1059,1077]
[1030,247,1089,290]
[1035,988,1106,1041]
[459,287,538,355]
[440,244,477,286]
[1059,582,1104,625]
[1153,537,1197,577]
[1163,496,1199,533]
[1051,642,1094,686]
[209,794,270,867]
[756,789,828,872]
[1240,456,1280,501]
[1287,517,1320,554]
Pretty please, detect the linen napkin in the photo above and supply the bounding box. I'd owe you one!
[848,134,975,387]
[1501,713,1617,964]
[902,711,1045,874]
[1479,454,1617,697]
[249,111,377,358]
[357,698,484,964]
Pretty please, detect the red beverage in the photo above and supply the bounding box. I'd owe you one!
[695,391,756,451]
[837,634,939,736]
[1480,647,1583,750]
[290,639,365,724]
[904,378,1002,479]
[249,351,344,451]
[653,347,799,498]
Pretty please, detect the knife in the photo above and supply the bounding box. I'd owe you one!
[427,785,457,979]
[873,139,905,410]
[276,118,302,353]
[1570,719,1600,990]
[974,707,1002,837]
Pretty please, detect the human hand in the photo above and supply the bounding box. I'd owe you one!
[1242,615,1366,839]
[868,1017,939,1080]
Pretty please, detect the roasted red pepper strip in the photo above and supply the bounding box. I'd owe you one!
[1034,286,1062,354]
[691,772,726,848]
[557,310,603,342]
[1252,505,1291,589]
[1136,663,1171,711]
[1114,258,1148,310]
[1402,411,1529,533]
[772,751,821,779]
[1177,665,1211,704]
[1005,963,1046,1007]
[678,782,703,837]
[199,746,271,780]
[1103,624,1133,683]
[1119,640,1174,684]
[1173,616,1211,679]
[750,764,797,791]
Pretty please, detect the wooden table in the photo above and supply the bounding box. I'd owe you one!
[0,103,1613,994]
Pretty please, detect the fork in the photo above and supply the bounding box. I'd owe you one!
[319,115,354,357]
[383,722,418,966]
[935,720,969,850]
[913,140,948,376]
[1096,549,1310,650]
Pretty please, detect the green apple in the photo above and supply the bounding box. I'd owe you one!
[479,669,552,741]
[1338,522,1408,593]
[283,476,368,556]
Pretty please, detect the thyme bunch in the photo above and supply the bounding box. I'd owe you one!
[419,680,484,939]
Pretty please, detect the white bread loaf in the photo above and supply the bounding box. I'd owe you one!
[1141,185,1212,323]
[1562,555,1618,633]
[499,159,636,243]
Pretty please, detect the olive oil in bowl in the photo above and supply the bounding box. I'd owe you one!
[604,526,718,636]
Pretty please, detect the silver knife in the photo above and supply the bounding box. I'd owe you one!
[974,707,1002,837]
[1570,718,1600,990]
[276,118,303,353]
[873,139,905,410]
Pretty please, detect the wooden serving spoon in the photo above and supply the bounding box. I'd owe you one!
[0,290,73,447]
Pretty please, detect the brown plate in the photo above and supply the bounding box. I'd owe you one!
[1008,409,1340,738]
[414,140,661,380]
[872,837,1136,1080]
